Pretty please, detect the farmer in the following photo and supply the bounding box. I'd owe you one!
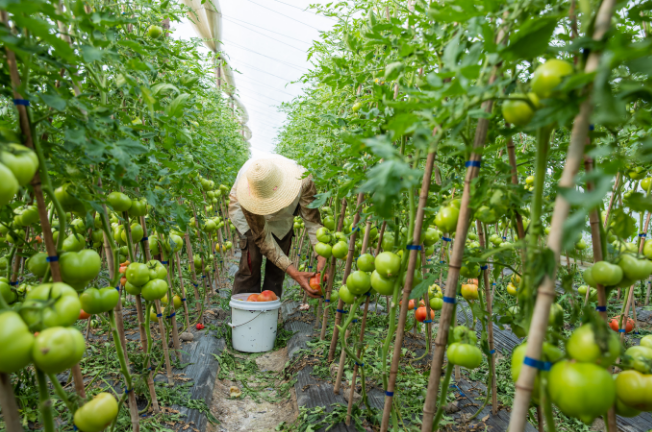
[229,155,326,299]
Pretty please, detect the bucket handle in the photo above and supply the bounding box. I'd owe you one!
[228,311,268,328]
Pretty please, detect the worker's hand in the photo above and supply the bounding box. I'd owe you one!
[286,265,321,299]
[316,255,327,273]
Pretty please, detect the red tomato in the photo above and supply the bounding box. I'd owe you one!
[196,323,205,330]
[609,316,634,333]
[120,276,127,287]
[415,306,434,323]
[309,275,323,295]
[258,290,278,302]
[119,265,127,274]
[78,310,91,320]
[246,294,260,302]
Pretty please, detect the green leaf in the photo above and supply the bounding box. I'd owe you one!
[39,93,66,111]
[81,45,103,62]
[166,93,192,117]
[410,273,436,300]
[501,17,558,61]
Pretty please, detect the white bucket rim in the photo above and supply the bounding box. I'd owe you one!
[230,293,281,311]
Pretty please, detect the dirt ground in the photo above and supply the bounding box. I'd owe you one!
[207,347,299,432]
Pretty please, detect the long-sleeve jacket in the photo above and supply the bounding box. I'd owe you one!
[228,156,322,272]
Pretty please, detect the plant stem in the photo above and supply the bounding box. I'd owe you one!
[36,370,55,432]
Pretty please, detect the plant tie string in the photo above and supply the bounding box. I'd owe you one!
[13,99,29,106]
[46,255,59,262]
[156,313,162,318]
[465,160,481,168]
[385,391,394,396]
[365,292,371,296]
[618,329,626,333]
[596,306,607,312]
[443,296,456,304]
[193,283,199,287]
[355,362,364,367]
[523,356,552,371]
[167,312,176,319]
[336,309,347,314]
[480,265,488,270]
[141,236,149,242]
[324,298,330,303]
[440,260,445,264]
[450,384,466,397]
[640,233,647,238]
[442,237,452,242]
[406,244,422,250]
[161,261,169,264]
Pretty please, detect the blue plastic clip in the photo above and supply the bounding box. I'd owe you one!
[13,99,29,106]
[161,261,169,264]
[156,313,162,318]
[406,244,422,251]
[385,391,394,396]
[489,350,496,355]
[167,312,176,319]
[481,265,488,270]
[324,299,330,303]
[523,356,552,371]
[465,160,481,168]
[355,362,364,367]
[596,306,607,312]
[141,236,149,242]
[46,255,59,262]
[442,237,452,242]
[618,329,626,333]
[424,319,433,323]
[182,298,187,302]
[336,309,348,314]
[443,296,456,304]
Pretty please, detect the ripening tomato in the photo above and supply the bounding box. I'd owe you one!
[531,59,574,99]
[548,360,616,424]
[309,275,323,295]
[566,323,621,367]
[259,290,278,302]
[375,252,401,278]
[461,284,479,301]
[74,392,119,432]
[415,306,434,323]
[32,326,85,374]
[0,311,34,373]
[246,294,260,302]
[370,270,395,296]
[196,323,205,330]
[609,315,634,334]
[506,283,517,296]
[79,310,91,320]
[447,343,482,369]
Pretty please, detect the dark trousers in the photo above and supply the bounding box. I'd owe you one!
[232,229,294,298]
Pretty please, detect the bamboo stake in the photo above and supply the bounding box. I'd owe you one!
[141,217,172,389]
[322,198,348,343]
[335,213,372,394]
[175,252,191,329]
[332,195,365,385]
[421,78,498,432]
[476,221,498,414]
[375,221,387,256]
[506,135,527,241]
[122,212,148,354]
[327,195,362,359]
[162,248,182,361]
[509,1,617,428]
[0,373,22,432]
[381,151,436,431]
[603,173,621,229]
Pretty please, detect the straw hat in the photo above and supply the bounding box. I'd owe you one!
[236,158,304,215]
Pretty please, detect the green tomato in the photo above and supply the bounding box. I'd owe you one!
[591,261,623,286]
[582,266,597,287]
[22,283,81,330]
[80,287,120,315]
[0,280,17,304]
[74,392,119,432]
[27,252,48,277]
[169,234,184,252]
[322,216,335,231]
[0,144,38,186]
[447,343,482,369]
[429,297,443,311]
[126,262,150,286]
[624,346,652,374]
[618,254,652,281]
[501,93,539,126]
[566,323,621,367]
[615,370,652,412]
[640,335,652,349]
[129,198,148,217]
[0,163,19,207]
[124,281,142,296]
[141,278,168,301]
[375,252,401,278]
[62,233,86,252]
[423,227,440,246]
[370,270,395,296]
[346,270,371,296]
[338,285,355,304]
[107,191,132,212]
[32,326,85,374]
[315,242,332,259]
[434,205,459,233]
[6,228,25,244]
[548,360,615,424]
[332,241,348,260]
[121,223,144,244]
[381,232,396,251]
[19,205,39,226]
[531,59,574,99]
[54,184,85,213]
[316,227,331,243]
[357,253,375,272]
[329,289,339,304]
[0,311,34,373]
[60,249,102,285]
[511,342,564,405]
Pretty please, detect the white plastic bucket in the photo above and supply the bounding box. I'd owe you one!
[228,293,281,353]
